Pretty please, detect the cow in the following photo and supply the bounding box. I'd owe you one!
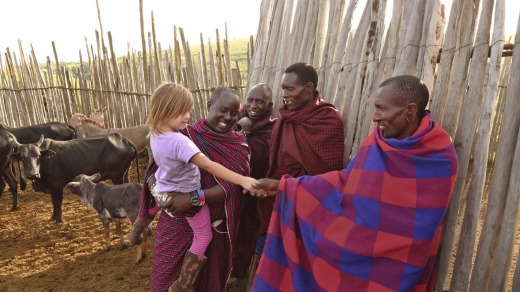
[0,121,77,192]
[69,113,104,128]
[0,129,21,210]
[69,113,86,127]
[8,133,139,223]
[89,105,106,127]
[73,122,149,154]
[65,173,151,263]
[73,121,152,165]
[0,121,76,144]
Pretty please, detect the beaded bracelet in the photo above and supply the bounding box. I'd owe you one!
[197,189,206,206]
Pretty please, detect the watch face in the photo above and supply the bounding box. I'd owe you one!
[190,191,200,206]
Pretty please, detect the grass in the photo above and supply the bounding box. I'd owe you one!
[52,38,251,86]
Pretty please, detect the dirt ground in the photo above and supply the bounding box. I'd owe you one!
[0,159,152,292]
[0,158,512,291]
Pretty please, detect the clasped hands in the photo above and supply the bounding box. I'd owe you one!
[243,178,280,198]
[161,178,280,216]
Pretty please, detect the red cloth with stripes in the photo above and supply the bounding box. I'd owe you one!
[258,94,345,234]
[232,105,277,278]
[137,119,251,292]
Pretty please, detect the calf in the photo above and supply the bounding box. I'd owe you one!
[65,173,151,263]
[9,133,139,223]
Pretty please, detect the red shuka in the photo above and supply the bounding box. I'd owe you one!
[258,94,345,234]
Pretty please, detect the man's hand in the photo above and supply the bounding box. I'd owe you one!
[246,178,280,197]
[163,192,201,216]
[237,117,252,133]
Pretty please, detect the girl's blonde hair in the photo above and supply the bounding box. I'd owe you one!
[147,82,194,136]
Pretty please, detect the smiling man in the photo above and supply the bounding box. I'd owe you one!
[373,76,429,139]
[250,75,458,292]
[229,83,277,290]
[256,62,345,259]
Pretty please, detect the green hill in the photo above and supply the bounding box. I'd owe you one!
[58,38,251,85]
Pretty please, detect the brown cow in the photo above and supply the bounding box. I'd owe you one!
[8,134,139,223]
[69,113,104,128]
[73,121,152,162]
[65,173,151,263]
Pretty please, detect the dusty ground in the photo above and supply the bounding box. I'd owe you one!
[0,159,512,291]
[0,159,152,292]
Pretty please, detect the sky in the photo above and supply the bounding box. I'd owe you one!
[0,0,519,63]
[0,0,263,62]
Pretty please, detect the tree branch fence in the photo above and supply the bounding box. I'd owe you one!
[0,2,247,129]
[248,0,519,291]
[1,0,520,291]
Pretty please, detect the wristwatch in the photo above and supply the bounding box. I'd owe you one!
[189,190,200,206]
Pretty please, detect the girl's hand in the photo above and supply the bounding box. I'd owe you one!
[241,177,260,192]
[241,177,270,197]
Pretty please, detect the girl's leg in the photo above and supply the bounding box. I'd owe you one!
[186,204,213,260]
[169,206,212,292]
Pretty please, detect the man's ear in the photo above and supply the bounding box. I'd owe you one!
[207,100,212,111]
[305,82,314,94]
[406,103,419,122]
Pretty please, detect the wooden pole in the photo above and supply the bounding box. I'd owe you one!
[435,0,482,286]
[324,0,358,103]
[430,0,464,122]
[394,0,426,75]
[419,1,445,92]
[450,0,504,289]
[469,13,520,291]
[139,0,148,93]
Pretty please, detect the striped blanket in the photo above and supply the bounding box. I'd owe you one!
[252,114,458,292]
[137,119,250,292]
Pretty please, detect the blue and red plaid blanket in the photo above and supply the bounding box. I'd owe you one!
[252,114,458,292]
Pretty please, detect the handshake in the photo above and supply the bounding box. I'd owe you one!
[242,178,280,198]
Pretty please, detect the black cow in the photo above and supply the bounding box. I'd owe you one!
[0,129,21,210]
[0,121,76,143]
[9,133,139,223]
[0,121,76,192]
[65,173,151,263]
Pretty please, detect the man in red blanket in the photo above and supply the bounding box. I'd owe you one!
[250,75,458,292]
[229,83,277,290]
[135,87,251,292]
[256,62,345,258]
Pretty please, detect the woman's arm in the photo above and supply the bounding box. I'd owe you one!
[163,184,226,216]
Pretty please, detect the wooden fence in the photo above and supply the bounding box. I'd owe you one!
[0,1,248,129]
[249,0,519,291]
[1,0,520,291]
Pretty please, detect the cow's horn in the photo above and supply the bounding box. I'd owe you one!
[37,135,44,146]
[65,181,80,189]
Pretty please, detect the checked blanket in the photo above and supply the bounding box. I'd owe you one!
[252,113,458,292]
